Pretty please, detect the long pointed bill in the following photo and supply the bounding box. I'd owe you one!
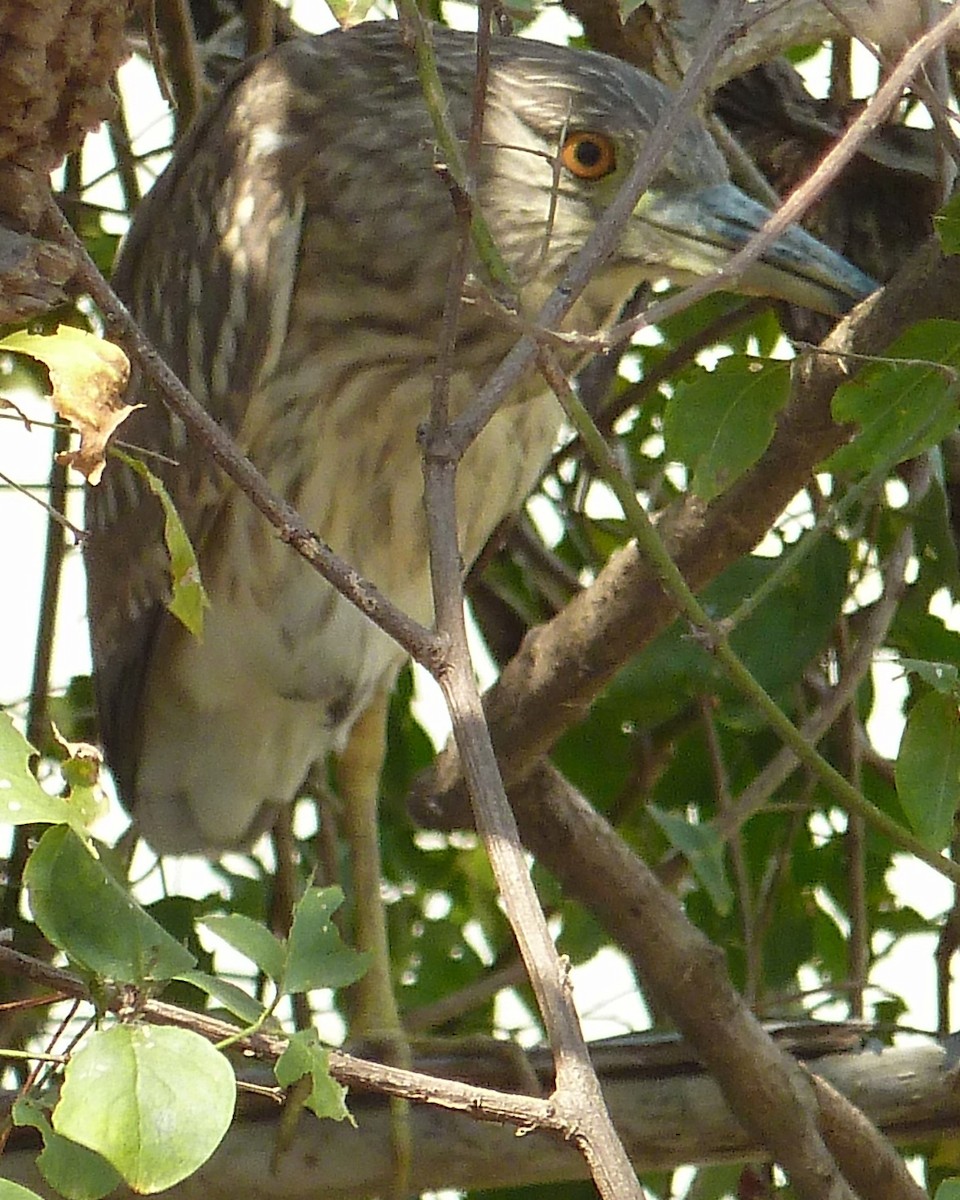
[637,181,877,316]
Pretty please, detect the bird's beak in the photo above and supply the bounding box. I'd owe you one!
[634,181,876,316]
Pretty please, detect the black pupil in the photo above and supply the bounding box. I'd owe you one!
[574,138,603,168]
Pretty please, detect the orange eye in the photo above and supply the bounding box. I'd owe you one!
[560,131,617,180]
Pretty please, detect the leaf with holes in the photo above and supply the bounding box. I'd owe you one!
[283,886,370,994]
[899,658,960,696]
[0,712,82,830]
[276,1028,352,1122]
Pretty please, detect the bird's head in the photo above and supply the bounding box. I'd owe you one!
[466,33,876,318]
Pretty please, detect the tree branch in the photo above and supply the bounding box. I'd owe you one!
[0,945,943,1200]
[412,236,960,831]
[47,200,444,675]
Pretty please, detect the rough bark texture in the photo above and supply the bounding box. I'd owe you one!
[0,0,132,319]
[0,1039,953,1198]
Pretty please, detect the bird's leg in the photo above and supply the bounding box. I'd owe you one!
[338,685,401,1039]
[336,685,412,1197]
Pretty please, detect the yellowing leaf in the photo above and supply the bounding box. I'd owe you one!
[117,453,209,637]
[2,325,134,484]
[50,723,109,827]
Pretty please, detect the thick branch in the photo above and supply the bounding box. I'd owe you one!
[1,1032,950,1198]
[492,764,910,1198]
[413,237,960,829]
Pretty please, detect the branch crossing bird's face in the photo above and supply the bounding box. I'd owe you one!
[463,31,875,317]
[86,22,876,856]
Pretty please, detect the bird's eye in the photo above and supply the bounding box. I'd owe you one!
[559,131,617,180]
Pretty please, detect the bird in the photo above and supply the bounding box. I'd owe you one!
[84,20,874,1027]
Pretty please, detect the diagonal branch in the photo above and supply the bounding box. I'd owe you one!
[481,762,923,1200]
[47,201,444,675]
[412,235,960,833]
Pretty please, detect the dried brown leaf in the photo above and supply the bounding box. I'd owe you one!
[2,324,135,482]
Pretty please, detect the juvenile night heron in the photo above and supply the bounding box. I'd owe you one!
[85,21,874,1026]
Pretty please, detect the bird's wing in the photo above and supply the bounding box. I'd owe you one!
[85,47,312,804]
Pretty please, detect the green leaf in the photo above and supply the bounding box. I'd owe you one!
[829,320,960,474]
[325,0,380,22]
[0,1184,47,1200]
[721,533,848,714]
[283,886,370,995]
[24,825,196,984]
[0,712,86,830]
[935,1181,960,1200]
[895,692,960,850]
[13,1098,121,1200]
[899,658,960,696]
[202,913,286,982]
[176,969,269,1026]
[53,1025,236,1193]
[117,452,209,637]
[663,356,791,501]
[910,459,960,600]
[649,806,732,914]
[275,1028,352,1122]
[935,193,960,254]
[590,532,847,734]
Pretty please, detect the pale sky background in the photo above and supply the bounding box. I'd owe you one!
[0,0,956,1098]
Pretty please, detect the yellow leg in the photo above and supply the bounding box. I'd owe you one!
[336,686,411,1197]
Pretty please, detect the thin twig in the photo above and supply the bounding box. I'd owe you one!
[25,423,70,751]
[244,0,277,57]
[105,78,143,215]
[0,946,567,1135]
[0,469,84,540]
[403,956,528,1033]
[445,0,749,457]
[2,422,74,935]
[538,341,960,887]
[503,763,862,1200]
[149,0,205,133]
[658,523,917,887]
[536,345,862,1198]
[699,698,756,1002]
[595,2,960,350]
[838,620,868,1021]
[409,7,645,1195]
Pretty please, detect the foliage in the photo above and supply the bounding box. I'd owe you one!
[0,740,356,1193]
[2,2,960,1199]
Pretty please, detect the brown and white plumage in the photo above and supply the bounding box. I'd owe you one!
[85,22,874,854]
